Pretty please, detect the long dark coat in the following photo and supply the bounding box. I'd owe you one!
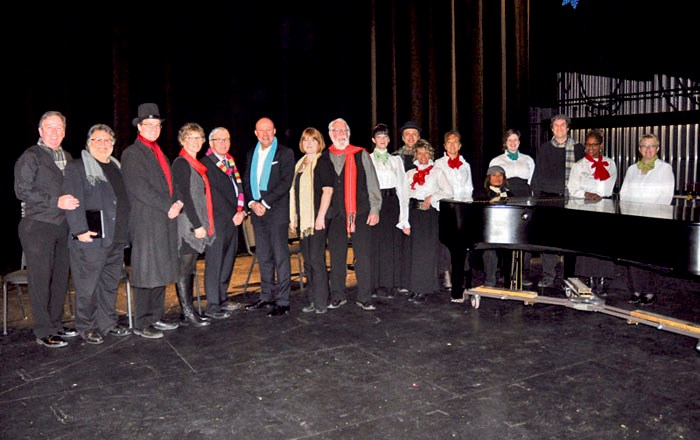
[120,139,178,288]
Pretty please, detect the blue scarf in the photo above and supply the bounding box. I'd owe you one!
[250,136,278,200]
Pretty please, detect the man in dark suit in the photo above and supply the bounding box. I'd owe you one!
[202,127,247,319]
[243,117,295,317]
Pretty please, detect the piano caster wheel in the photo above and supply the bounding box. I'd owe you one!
[470,294,481,309]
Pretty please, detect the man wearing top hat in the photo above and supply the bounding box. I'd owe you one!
[393,120,423,171]
[392,120,423,294]
[121,103,183,339]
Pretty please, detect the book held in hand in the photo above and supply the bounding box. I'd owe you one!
[86,209,105,238]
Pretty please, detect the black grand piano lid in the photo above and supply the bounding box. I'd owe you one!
[438,197,700,276]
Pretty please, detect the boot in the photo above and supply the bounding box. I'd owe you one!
[176,274,210,327]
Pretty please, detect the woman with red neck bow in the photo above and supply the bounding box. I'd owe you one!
[567,129,618,296]
[402,140,453,303]
[433,130,475,297]
[433,130,473,201]
[567,129,617,202]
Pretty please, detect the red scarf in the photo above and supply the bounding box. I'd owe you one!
[329,144,364,233]
[138,134,173,196]
[447,155,462,169]
[411,165,433,189]
[178,149,215,237]
[585,154,610,181]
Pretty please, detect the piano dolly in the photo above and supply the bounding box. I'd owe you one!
[465,278,700,352]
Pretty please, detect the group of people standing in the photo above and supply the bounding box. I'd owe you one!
[14,105,250,347]
[13,106,676,348]
[530,115,675,305]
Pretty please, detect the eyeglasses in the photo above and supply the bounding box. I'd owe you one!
[89,138,113,145]
[640,144,658,149]
[585,142,601,147]
[330,129,348,134]
[211,138,230,143]
[141,122,162,128]
[185,136,204,141]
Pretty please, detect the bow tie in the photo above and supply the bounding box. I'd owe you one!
[373,150,390,165]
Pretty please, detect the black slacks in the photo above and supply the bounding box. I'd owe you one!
[327,211,373,303]
[18,217,70,339]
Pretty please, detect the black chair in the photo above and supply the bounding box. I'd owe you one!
[2,252,28,335]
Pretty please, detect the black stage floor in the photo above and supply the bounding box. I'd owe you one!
[2,257,699,439]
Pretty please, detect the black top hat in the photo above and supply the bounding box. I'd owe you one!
[132,103,164,127]
[400,120,421,135]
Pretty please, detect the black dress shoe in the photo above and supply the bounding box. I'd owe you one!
[408,293,425,303]
[640,293,656,306]
[36,335,68,348]
[628,292,642,304]
[133,326,164,339]
[245,300,276,310]
[267,305,290,317]
[221,302,243,311]
[205,310,232,320]
[84,331,104,345]
[57,327,78,338]
[108,325,132,337]
[153,320,179,331]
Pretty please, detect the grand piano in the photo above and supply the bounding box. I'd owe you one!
[439,196,700,350]
[439,197,700,291]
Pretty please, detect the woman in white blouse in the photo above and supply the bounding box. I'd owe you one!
[567,129,618,295]
[619,134,675,205]
[619,133,675,305]
[488,128,535,287]
[402,140,453,302]
[489,129,535,197]
[369,123,408,298]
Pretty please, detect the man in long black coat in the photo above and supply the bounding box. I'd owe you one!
[121,103,182,338]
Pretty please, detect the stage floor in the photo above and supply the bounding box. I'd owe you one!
[2,254,699,439]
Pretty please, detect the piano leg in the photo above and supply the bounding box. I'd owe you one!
[563,254,576,279]
[509,250,524,290]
